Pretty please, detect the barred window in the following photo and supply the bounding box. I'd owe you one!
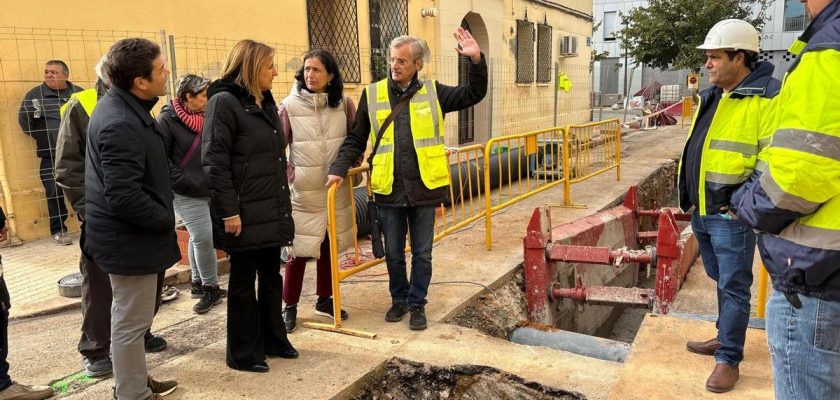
[307,0,361,83]
[516,20,535,84]
[536,24,553,83]
[369,0,408,82]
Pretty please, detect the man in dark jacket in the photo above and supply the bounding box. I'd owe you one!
[56,55,168,379]
[85,38,178,400]
[0,206,54,400]
[18,59,82,245]
[327,28,487,331]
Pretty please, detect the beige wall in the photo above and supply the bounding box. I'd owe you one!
[0,0,592,241]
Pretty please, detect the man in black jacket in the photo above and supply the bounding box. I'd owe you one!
[18,59,83,245]
[56,55,169,379]
[85,38,178,400]
[327,28,487,331]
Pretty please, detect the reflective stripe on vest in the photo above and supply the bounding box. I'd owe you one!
[366,79,448,195]
[59,88,98,117]
[681,90,773,214]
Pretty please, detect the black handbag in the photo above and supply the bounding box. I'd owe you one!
[366,87,418,258]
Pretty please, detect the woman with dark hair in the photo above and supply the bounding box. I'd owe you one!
[202,39,297,373]
[280,49,356,333]
[158,74,227,315]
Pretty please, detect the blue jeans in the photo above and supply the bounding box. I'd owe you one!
[691,210,755,366]
[767,291,840,400]
[377,205,435,306]
[173,194,218,286]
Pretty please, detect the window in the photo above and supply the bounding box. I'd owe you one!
[307,0,361,82]
[536,24,553,83]
[516,19,535,83]
[784,0,808,32]
[369,0,408,82]
[603,11,618,41]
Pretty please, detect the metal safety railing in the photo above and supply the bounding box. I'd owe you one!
[483,126,567,250]
[307,119,624,337]
[562,119,621,207]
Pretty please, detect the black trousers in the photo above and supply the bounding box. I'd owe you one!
[0,277,11,390]
[226,246,291,369]
[39,156,68,236]
[78,226,164,360]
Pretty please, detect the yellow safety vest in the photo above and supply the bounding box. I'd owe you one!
[366,79,448,195]
[60,88,98,117]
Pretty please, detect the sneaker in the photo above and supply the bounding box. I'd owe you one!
[145,335,167,353]
[160,286,179,303]
[52,232,72,246]
[314,297,349,320]
[283,305,297,333]
[192,281,227,299]
[0,381,54,400]
[409,305,427,330]
[193,285,224,314]
[82,356,112,377]
[147,376,177,396]
[384,303,409,322]
[190,281,204,299]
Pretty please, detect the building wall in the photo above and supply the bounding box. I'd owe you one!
[0,0,592,241]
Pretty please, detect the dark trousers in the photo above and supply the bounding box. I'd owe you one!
[78,227,164,360]
[377,205,436,306]
[226,246,291,369]
[39,156,68,236]
[0,277,11,391]
[283,235,332,305]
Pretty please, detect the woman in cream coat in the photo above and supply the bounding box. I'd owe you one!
[280,49,355,332]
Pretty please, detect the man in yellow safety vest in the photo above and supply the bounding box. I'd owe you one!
[327,28,487,331]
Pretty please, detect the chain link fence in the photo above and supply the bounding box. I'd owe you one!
[0,27,593,241]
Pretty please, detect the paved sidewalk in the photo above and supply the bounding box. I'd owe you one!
[1,232,83,318]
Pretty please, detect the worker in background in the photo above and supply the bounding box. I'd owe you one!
[679,19,780,393]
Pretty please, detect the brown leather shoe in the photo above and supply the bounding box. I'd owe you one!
[686,337,720,356]
[706,363,739,393]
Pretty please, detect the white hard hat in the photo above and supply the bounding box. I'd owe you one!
[696,19,760,53]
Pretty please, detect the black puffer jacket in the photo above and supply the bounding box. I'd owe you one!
[201,79,294,252]
[84,86,180,275]
[158,103,210,198]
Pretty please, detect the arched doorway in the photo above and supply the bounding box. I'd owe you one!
[457,12,490,144]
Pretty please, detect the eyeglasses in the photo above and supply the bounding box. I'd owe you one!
[44,70,65,76]
[387,58,411,67]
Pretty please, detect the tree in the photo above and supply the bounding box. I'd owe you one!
[616,0,771,72]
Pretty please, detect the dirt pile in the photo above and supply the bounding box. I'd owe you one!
[447,266,528,339]
[350,358,585,400]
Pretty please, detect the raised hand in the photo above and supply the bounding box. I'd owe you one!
[454,27,481,64]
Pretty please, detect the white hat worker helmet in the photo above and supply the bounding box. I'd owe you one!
[696,19,760,53]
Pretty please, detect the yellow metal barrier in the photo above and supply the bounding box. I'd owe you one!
[483,126,567,250]
[757,263,770,318]
[562,118,622,207]
[681,96,694,128]
[303,145,489,338]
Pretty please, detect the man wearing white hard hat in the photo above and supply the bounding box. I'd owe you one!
[734,0,840,398]
[678,18,780,393]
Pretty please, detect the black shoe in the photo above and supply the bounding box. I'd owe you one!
[283,305,297,333]
[147,375,177,396]
[237,361,269,373]
[268,340,299,359]
[385,303,409,322]
[409,306,427,331]
[193,285,224,314]
[314,297,349,320]
[144,335,167,353]
[190,281,203,299]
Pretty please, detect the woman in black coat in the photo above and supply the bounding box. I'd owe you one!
[201,39,297,373]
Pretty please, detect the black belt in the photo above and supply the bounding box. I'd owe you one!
[783,292,802,309]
